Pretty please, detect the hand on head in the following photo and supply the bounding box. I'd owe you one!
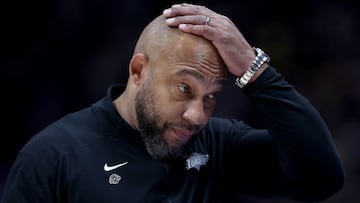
[162,3,266,78]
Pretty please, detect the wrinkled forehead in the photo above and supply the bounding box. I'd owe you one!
[166,36,227,80]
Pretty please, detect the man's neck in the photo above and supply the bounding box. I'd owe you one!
[113,90,138,130]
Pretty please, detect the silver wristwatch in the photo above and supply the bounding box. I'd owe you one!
[235,47,270,88]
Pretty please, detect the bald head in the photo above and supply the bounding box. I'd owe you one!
[133,15,225,71]
[116,15,227,147]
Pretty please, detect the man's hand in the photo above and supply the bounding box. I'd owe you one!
[163,3,268,81]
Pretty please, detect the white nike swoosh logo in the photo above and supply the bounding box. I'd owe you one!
[104,162,128,171]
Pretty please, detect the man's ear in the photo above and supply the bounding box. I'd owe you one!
[128,53,148,86]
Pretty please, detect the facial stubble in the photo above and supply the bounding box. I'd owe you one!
[135,78,192,160]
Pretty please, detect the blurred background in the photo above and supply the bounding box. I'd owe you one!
[1,0,359,202]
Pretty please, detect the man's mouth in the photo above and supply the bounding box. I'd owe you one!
[171,127,194,142]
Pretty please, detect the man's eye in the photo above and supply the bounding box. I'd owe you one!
[207,94,216,101]
[178,84,191,93]
[203,94,217,109]
[205,94,217,103]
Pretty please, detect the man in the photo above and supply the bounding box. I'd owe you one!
[1,3,344,203]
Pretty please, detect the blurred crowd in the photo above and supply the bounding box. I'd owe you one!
[1,0,359,202]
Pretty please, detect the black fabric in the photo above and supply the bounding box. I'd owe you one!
[0,66,344,203]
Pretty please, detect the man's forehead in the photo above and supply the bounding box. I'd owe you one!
[174,68,226,85]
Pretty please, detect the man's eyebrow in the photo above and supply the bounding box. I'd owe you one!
[176,69,226,85]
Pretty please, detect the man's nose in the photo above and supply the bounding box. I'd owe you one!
[183,100,207,127]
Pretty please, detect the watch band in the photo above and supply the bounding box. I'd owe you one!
[235,47,270,88]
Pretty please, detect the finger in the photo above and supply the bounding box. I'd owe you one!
[174,3,198,7]
[178,24,216,40]
[165,15,209,27]
[163,4,211,18]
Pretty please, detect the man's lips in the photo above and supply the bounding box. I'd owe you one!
[172,127,194,142]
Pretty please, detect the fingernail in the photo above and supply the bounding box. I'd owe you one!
[166,18,175,24]
[179,24,187,29]
[163,8,171,15]
[172,4,181,8]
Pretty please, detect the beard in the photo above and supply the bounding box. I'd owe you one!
[135,80,194,160]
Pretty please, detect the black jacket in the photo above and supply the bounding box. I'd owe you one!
[0,66,344,203]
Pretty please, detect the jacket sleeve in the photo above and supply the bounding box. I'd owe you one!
[232,66,345,201]
[0,150,56,203]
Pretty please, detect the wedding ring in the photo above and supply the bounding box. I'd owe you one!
[205,16,210,26]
